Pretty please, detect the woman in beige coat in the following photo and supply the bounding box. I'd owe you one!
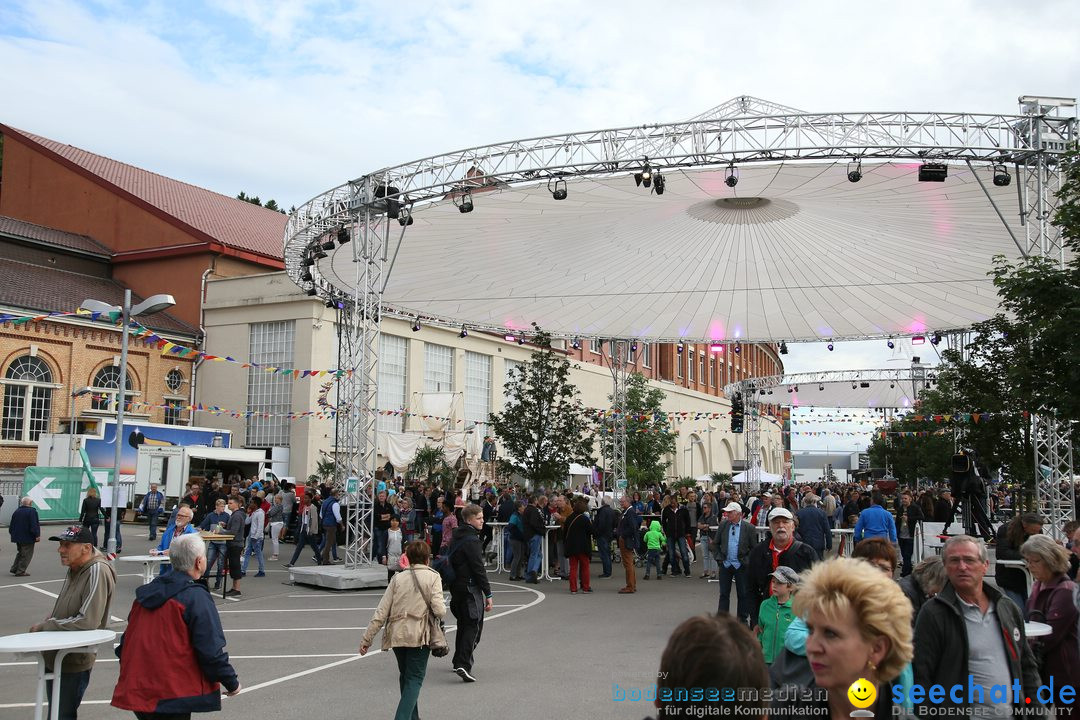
[359,540,446,720]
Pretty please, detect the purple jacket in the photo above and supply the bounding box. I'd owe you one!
[1027,575,1080,692]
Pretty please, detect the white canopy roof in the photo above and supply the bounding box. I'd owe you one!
[330,160,1025,343]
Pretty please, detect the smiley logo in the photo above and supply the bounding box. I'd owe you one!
[848,678,877,709]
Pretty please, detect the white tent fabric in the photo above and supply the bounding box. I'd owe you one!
[410,392,463,439]
[381,432,467,472]
[329,161,1026,343]
[732,470,783,485]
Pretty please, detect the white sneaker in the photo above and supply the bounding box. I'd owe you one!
[454,667,476,683]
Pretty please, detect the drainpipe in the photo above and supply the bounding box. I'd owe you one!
[190,262,216,419]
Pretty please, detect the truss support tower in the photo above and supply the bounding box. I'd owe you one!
[744,384,762,491]
[1019,96,1077,539]
[604,340,629,500]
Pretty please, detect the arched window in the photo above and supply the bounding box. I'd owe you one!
[165,369,184,393]
[2,356,54,442]
[91,366,134,412]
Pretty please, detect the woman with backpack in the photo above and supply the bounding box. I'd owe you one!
[360,540,446,720]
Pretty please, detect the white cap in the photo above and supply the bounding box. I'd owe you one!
[768,508,794,522]
[722,502,742,513]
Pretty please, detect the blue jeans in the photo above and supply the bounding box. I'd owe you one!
[289,529,322,565]
[373,527,389,562]
[597,535,613,576]
[205,542,226,582]
[717,562,751,625]
[103,514,123,551]
[644,548,663,577]
[666,535,690,575]
[146,508,162,540]
[45,669,91,720]
[242,536,265,574]
[392,646,429,720]
[503,528,513,568]
[526,535,543,576]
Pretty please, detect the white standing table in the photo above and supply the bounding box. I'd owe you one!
[117,554,171,585]
[488,522,508,573]
[0,629,116,720]
[1025,621,1052,638]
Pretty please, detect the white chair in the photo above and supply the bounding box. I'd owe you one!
[918,521,948,562]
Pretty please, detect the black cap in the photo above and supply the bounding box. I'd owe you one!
[48,525,95,544]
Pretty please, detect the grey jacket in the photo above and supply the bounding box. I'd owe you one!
[711,519,757,566]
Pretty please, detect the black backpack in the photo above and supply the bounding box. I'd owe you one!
[432,540,462,585]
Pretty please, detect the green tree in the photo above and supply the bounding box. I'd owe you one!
[612,372,675,489]
[865,414,954,487]
[236,191,287,214]
[489,324,594,487]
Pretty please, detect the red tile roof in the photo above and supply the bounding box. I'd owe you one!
[0,259,197,336]
[0,215,112,257]
[2,126,287,264]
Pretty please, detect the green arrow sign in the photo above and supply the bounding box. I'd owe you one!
[346,476,359,493]
[23,467,114,521]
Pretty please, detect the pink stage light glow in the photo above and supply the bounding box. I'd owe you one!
[911,335,926,345]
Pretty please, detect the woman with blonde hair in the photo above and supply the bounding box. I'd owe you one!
[360,540,445,720]
[1022,533,1080,716]
[777,557,913,718]
[79,486,102,547]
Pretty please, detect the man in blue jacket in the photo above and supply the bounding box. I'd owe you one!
[853,491,898,544]
[8,496,40,576]
[112,533,240,715]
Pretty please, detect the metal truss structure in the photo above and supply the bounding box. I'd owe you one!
[743,390,762,491]
[283,95,1076,537]
[334,210,387,568]
[601,340,630,497]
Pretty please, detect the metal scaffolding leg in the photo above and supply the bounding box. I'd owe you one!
[744,383,762,491]
[1019,96,1077,538]
[604,340,629,499]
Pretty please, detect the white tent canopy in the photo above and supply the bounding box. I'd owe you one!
[329,161,1025,343]
[732,470,783,485]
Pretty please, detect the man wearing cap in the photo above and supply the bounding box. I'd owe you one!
[30,526,116,719]
[714,501,758,624]
[747,508,816,629]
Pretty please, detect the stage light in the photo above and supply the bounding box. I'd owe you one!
[787,386,793,393]
[517,337,526,345]
[398,209,414,226]
[818,384,824,391]
[761,389,767,396]
[321,236,335,251]
[306,287,318,297]
[779,341,788,355]
[302,257,315,267]
[314,251,327,260]
[630,342,638,353]
[505,334,516,342]
[571,338,581,350]
[794,385,799,392]
[912,335,926,345]
[930,332,942,345]
[890,382,895,389]
[301,270,313,282]
[457,190,474,213]
[653,171,665,195]
[375,184,402,219]
[847,159,862,183]
[827,341,834,351]
[724,164,739,188]
[709,343,724,353]
[852,382,857,389]
[677,343,684,354]
[325,298,336,308]
[337,227,351,245]
[992,164,1011,187]
[887,339,895,349]
[860,381,870,388]
[549,178,568,201]
[733,345,741,354]
[918,163,948,182]
[641,161,652,182]
[412,318,421,332]
[459,326,468,338]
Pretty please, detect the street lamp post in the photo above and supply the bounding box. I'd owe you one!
[81,290,175,555]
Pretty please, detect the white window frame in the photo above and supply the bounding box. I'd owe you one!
[464,351,492,428]
[424,343,454,392]
[641,343,651,368]
[2,356,57,443]
[378,334,408,433]
[246,320,295,447]
[589,338,602,354]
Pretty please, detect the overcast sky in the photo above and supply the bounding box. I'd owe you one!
[3,0,1077,455]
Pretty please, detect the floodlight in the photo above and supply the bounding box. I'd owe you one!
[549,177,568,201]
[459,326,468,338]
[724,164,739,187]
[337,227,351,245]
[992,164,1011,187]
[779,341,788,355]
[918,163,948,182]
[412,318,421,332]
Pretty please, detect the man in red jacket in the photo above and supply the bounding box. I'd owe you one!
[112,533,240,717]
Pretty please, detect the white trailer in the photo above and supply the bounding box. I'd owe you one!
[135,445,269,500]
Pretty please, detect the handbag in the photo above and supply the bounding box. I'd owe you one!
[408,566,449,657]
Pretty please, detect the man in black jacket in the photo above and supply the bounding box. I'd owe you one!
[522,495,547,584]
[593,496,617,578]
[896,490,925,576]
[912,535,1041,717]
[746,508,817,627]
[448,504,493,683]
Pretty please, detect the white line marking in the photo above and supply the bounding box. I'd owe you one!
[219,604,523,614]
[284,588,532,598]
[230,582,544,697]
[19,583,59,599]
[0,700,111,709]
[0,653,362,667]
[226,627,370,632]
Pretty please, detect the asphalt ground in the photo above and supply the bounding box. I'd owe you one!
[0,538,729,720]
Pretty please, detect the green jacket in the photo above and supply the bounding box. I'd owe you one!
[758,595,795,664]
[643,520,666,551]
